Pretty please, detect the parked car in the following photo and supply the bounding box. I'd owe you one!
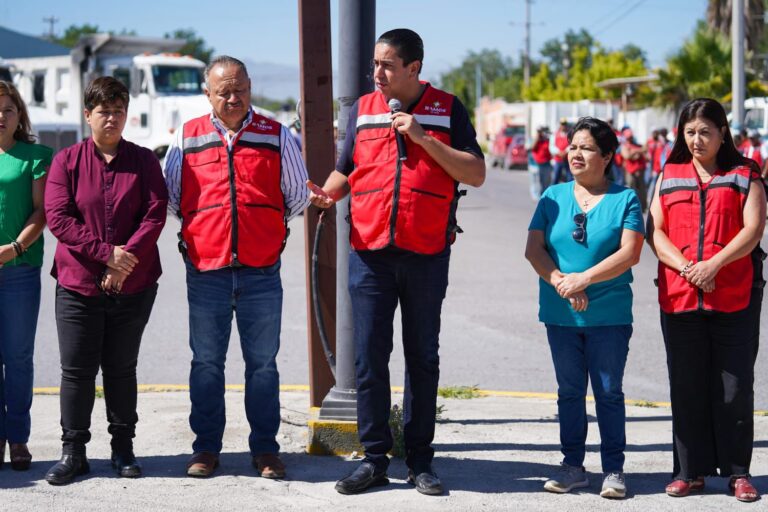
[490,125,527,169]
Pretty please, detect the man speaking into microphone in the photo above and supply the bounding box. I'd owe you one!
[308,28,485,496]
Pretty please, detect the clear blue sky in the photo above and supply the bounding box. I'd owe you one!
[0,0,708,79]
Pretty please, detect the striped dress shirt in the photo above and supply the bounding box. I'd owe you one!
[163,108,309,221]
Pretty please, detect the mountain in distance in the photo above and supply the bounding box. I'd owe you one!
[242,58,345,103]
[242,59,301,102]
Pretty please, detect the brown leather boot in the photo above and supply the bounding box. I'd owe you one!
[9,443,32,471]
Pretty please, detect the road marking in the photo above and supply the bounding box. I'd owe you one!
[31,384,768,415]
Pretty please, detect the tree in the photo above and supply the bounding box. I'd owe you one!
[540,29,595,75]
[164,29,214,64]
[523,43,650,102]
[52,25,137,48]
[707,0,764,52]
[53,24,100,48]
[437,49,516,108]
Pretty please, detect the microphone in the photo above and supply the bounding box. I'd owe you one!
[388,98,408,161]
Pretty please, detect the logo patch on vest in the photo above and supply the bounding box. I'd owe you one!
[423,101,447,114]
[255,119,272,131]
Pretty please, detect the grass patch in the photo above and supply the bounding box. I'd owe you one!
[94,386,104,399]
[389,403,445,459]
[632,399,658,408]
[438,385,481,399]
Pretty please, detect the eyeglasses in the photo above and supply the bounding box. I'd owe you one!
[572,213,586,243]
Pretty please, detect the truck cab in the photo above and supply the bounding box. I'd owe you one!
[101,52,210,158]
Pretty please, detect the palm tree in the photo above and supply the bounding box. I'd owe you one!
[707,0,764,52]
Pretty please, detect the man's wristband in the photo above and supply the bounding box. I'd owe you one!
[679,260,694,277]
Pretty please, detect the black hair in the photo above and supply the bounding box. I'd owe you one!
[84,76,129,111]
[567,116,619,175]
[377,28,424,73]
[666,98,759,174]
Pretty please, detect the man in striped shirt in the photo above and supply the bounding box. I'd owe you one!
[163,55,308,480]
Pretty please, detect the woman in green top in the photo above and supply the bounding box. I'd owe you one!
[0,81,52,470]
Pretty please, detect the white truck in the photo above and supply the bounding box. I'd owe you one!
[6,34,211,157]
[742,97,768,138]
[0,57,80,151]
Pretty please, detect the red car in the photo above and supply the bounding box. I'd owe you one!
[490,125,527,169]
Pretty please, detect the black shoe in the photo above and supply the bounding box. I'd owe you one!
[111,450,142,478]
[45,454,90,485]
[407,467,444,495]
[335,461,389,495]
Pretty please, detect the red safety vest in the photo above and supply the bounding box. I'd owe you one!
[349,84,461,255]
[657,162,755,313]
[180,113,286,270]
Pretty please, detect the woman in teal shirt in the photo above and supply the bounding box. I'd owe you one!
[525,117,644,499]
[0,81,52,470]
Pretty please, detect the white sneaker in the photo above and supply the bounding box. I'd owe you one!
[600,472,626,499]
[543,463,589,493]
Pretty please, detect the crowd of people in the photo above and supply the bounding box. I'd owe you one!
[0,27,763,504]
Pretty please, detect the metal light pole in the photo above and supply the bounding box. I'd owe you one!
[317,0,376,421]
[732,0,745,127]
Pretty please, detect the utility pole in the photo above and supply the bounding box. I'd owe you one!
[510,0,541,90]
[524,0,531,88]
[42,16,59,41]
[298,0,337,408]
[317,0,375,422]
[732,0,745,127]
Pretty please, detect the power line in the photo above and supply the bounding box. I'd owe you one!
[593,0,648,37]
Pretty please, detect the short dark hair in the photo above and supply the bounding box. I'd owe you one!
[204,55,248,88]
[568,116,619,176]
[377,28,424,73]
[84,76,129,111]
[666,97,758,173]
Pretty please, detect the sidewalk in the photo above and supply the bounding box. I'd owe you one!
[1,389,766,511]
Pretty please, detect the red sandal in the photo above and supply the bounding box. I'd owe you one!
[665,478,705,497]
[730,477,760,503]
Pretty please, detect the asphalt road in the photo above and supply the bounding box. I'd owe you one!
[31,163,768,408]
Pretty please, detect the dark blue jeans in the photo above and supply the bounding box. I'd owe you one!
[348,248,450,472]
[186,260,282,456]
[0,265,40,443]
[546,324,631,472]
[552,160,572,184]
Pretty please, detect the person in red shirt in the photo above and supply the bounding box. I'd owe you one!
[742,130,763,169]
[621,127,647,211]
[531,126,553,197]
[552,119,571,184]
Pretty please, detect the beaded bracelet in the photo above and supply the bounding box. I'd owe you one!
[11,241,22,257]
[679,260,693,277]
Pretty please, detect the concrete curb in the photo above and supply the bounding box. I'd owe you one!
[30,384,768,416]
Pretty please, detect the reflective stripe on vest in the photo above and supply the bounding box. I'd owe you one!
[349,84,460,255]
[657,162,754,313]
[180,113,286,271]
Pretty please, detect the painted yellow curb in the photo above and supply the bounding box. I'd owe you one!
[30,385,768,416]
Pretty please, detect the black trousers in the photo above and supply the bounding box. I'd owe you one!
[55,284,157,454]
[661,287,762,480]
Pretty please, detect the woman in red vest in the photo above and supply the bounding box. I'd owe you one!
[647,98,765,502]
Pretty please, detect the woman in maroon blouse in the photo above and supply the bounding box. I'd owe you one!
[43,77,168,485]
